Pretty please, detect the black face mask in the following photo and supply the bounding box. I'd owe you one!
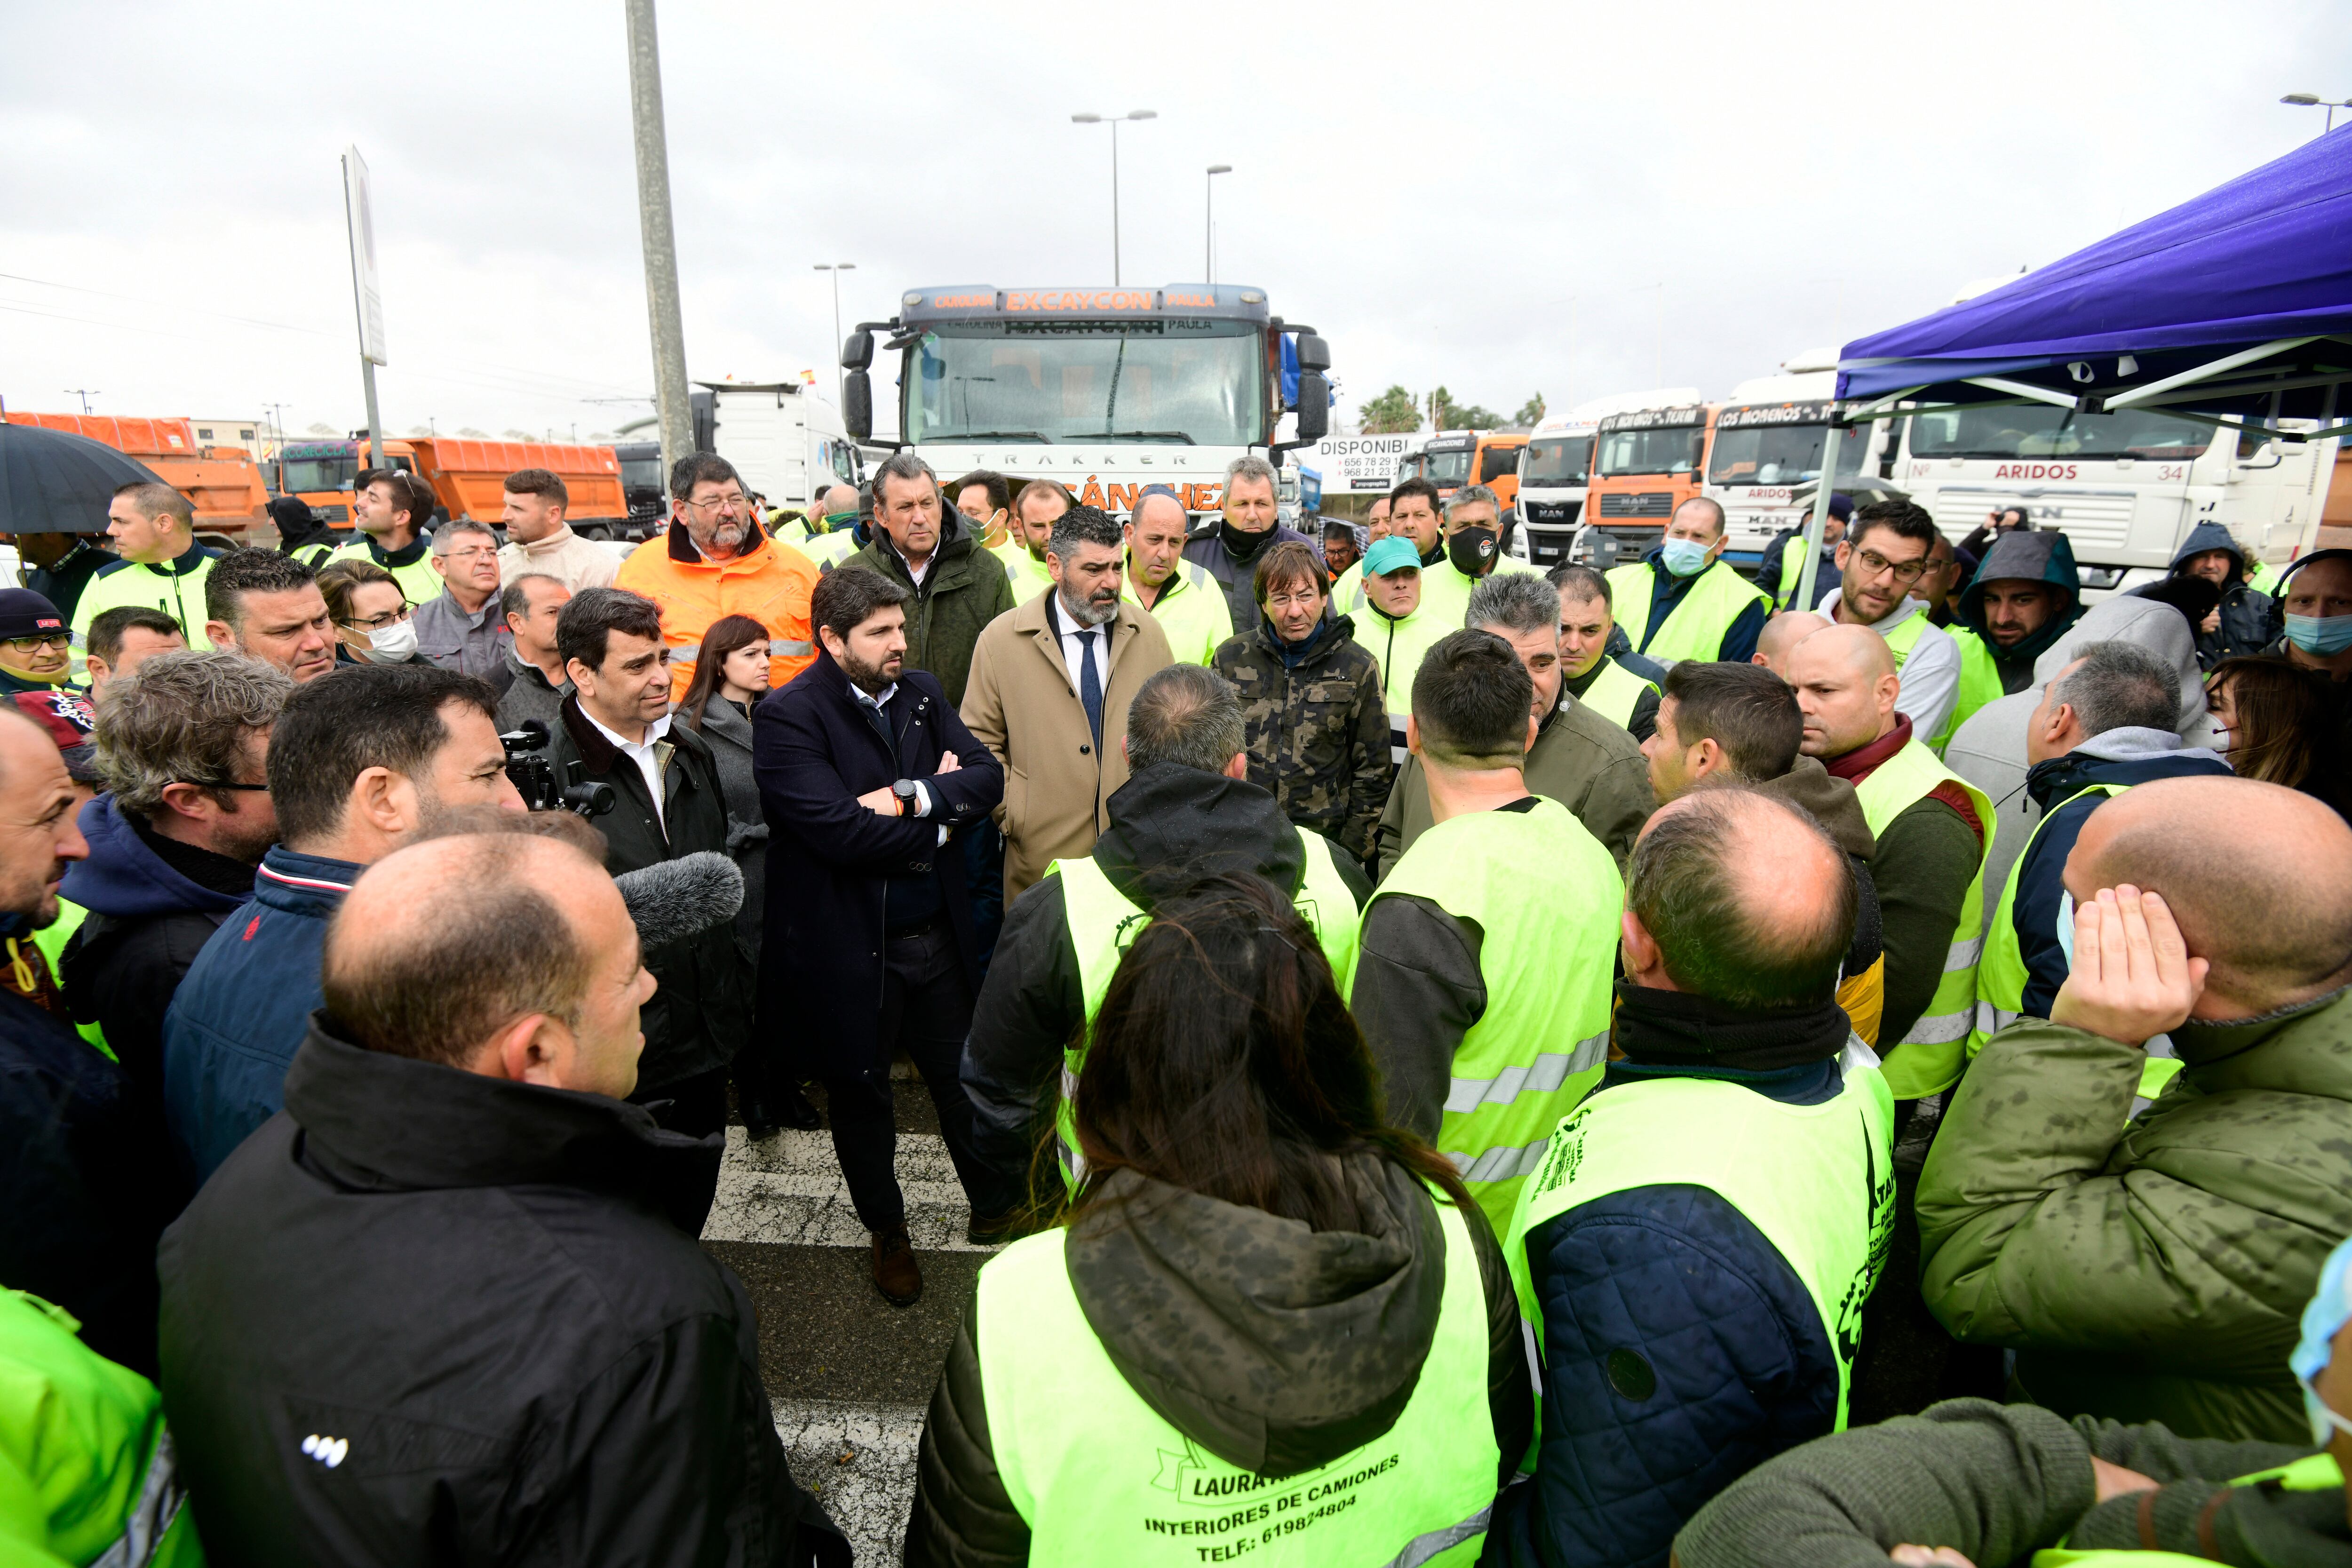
[1219,518,1274,560]
[1446,527,1498,578]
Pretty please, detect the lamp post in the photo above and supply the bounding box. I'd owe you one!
[2281,92,2352,134]
[813,262,855,406]
[1205,164,1231,283]
[1071,110,1157,285]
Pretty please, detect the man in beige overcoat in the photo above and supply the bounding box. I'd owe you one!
[961,503,1174,899]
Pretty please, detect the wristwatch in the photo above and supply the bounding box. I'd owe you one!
[891,779,920,817]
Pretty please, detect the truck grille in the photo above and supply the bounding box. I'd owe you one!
[1930,489,2135,554]
[311,504,350,523]
[1522,500,1582,526]
[1598,491,1675,518]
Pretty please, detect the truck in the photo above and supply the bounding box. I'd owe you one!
[1418,430,1529,511]
[1702,371,1889,561]
[688,381,862,514]
[1515,414,1596,569]
[836,283,1332,525]
[1,411,271,542]
[1584,398,1717,566]
[1892,404,2343,595]
[278,436,640,541]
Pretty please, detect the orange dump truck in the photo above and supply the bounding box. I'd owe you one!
[0,411,271,541]
[280,436,637,543]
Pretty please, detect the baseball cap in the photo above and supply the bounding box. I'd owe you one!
[0,589,66,644]
[1364,536,1423,577]
[12,689,97,784]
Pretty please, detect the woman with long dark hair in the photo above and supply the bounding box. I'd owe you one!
[671,612,816,1134]
[2207,655,2352,821]
[904,873,1528,1567]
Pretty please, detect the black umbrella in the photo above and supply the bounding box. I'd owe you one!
[1790,474,1911,506]
[0,422,167,533]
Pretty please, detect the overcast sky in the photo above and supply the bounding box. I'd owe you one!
[3,1,2344,443]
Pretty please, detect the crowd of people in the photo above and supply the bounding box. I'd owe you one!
[0,450,2346,1568]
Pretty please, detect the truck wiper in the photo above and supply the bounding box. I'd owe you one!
[1092,430,1197,444]
[952,430,1053,443]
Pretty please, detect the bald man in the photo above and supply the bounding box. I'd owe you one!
[795,481,865,568]
[1753,609,1831,677]
[1122,488,1232,664]
[159,832,848,1563]
[1788,625,1990,1099]
[1493,787,1892,1568]
[1921,776,2352,1442]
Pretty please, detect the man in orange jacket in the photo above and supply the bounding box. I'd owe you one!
[615,453,818,693]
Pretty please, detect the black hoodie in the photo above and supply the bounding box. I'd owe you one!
[1955,531,2086,693]
[961,760,1372,1187]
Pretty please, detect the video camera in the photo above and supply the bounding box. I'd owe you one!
[499,720,617,818]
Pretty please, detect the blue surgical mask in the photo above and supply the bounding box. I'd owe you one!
[2056,891,2076,971]
[2284,612,2352,657]
[2291,1235,2352,1447]
[1660,538,1713,578]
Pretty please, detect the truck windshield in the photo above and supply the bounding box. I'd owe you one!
[1596,425,1702,478]
[1524,435,1591,487]
[282,454,358,492]
[905,319,1260,446]
[1708,423,1864,486]
[1426,447,1473,484]
[1907,406,2216,462]
[620,455,662,493]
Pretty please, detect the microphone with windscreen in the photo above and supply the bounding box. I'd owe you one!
[612,852,744,950]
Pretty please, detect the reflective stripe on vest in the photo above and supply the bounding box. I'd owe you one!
[1052,827,1361,1188]
[2029,1453,2343,1564]
[1851,739,1994,1098]
[1366,798,1621,1236]
[1972,783,2128,1057]
[977,1184,1499,1567]
[1504,1039,1896,1449]
[1578,658,1657,733]
[1605,558,1769,662]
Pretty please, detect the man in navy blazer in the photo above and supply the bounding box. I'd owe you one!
[755,566,1007,1307]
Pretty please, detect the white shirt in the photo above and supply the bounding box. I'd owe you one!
[1818,588,1962,744]
[581,705,672,830]
[1047,592,1112,698]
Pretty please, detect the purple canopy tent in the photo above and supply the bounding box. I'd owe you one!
[1789,128,2352,609]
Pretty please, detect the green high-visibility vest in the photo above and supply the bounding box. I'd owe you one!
[324,537,443,605]
[1851,738,1994,1098]
[1605,557,1769,663]
[1774,535,1823,610]
[1128,559,1234,666]
[989,538,1054,603]
[1342,598,1450,764]
[1577,657,1657,733]
[1972,782,2182,1100]
[0,1288,202,1567]
[1941,625,2005,750]
[1506,1041,1895,1451]
[2029,1453,2342,1564]
[1364,798,1621,1236]
[1052,827,1360,1190]
[976,1183,1500,1567]
[797,526,863,570]
[287,540,338,571]
[68,549,221,680]
[29,898,109,1059]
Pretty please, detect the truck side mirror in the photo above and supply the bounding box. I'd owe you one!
[1295,372,1330,443]
[841,329,874,371]
[843,370,873,441]
[1294,333,1332,374]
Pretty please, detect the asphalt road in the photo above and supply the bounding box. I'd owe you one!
[707,1069,991,1563]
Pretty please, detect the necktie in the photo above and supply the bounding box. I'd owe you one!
[1075,628,1104,748]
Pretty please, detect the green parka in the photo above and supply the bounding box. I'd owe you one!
[841,514,1017,708]
[1918,985,2352,1442]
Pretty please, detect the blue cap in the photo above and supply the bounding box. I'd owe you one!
[1364,536,1423,576]
[1828,492,1855,522]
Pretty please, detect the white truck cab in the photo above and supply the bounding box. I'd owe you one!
[691,380,861,512]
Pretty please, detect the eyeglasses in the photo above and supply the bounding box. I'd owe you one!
[1850,546,1929,585]
[442,546,500,564]
[3,633,70,653]
[339,605,411,632]
[683,493,750,517]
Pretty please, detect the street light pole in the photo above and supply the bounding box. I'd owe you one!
[1071,110,1156,285]
[1205,165,1231,283]
[64,390,98,415]
[2280,92,2352,134]
[813,263,855,407]
[625,0,695,484]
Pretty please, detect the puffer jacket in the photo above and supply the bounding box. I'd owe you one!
[2166,520,2278,667]
[1214,613,1392,861]
[1954,529,2085,694]
[1920,985,2352,1443]
[839,511,1016,707]
[901,1153,1529,1566]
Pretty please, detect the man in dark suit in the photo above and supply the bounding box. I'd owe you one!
[755,567,1006,1306]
